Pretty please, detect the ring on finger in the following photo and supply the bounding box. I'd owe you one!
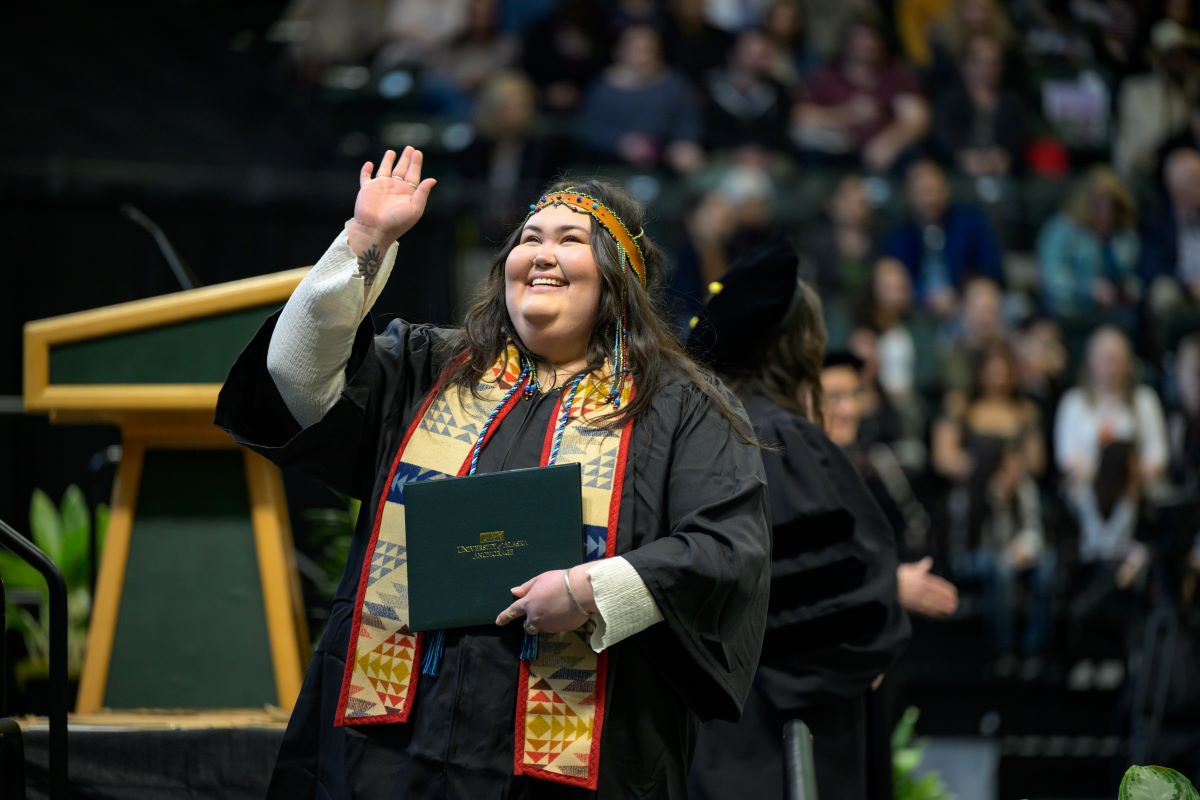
[523,622,538,635]
[391,176,418,189]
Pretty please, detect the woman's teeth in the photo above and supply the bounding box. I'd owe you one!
[531,277,567,287]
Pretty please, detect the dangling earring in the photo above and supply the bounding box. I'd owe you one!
[520,351,540,398]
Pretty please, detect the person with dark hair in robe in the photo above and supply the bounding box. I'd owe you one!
[215,146,771,798]
[686,241,910,800]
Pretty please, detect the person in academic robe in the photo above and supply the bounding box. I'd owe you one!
[686,241,910,800]
[214,147,771,799]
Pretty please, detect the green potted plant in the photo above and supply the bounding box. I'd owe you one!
[1119,766,1199,800]
[0,485,107,709]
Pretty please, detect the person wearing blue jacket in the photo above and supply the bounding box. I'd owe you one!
[884,159,1004,318]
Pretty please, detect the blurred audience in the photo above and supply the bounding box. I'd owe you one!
[462,71,563,236]
[800,174,880,308]
[884,160,1005,318]
[762,0,818,86]
[578,25,705,173]
[793,14,930,172]
[1167,333,1200,488]
[701,28,793,155]
[662,0,734,82]
[520,0,611,114]
[1143,148,1200,314]
[419,0,519,115]
[937,276,1008,395]
[932,32,1031,178]
[1036,166,1141,326]
[1113,19,1200,180]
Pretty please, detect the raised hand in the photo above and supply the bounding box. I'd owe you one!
[351,146,437,244]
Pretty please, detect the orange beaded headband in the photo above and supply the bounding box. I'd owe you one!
[528,190,647,288]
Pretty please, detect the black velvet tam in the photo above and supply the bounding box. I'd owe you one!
[686,238,800,371]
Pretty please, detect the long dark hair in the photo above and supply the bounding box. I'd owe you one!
[719,278,827,427]
[439,178,753,438]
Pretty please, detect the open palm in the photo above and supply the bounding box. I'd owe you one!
[354,146,437,241]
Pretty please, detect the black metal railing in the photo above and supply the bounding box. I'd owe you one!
[0,518,68,799]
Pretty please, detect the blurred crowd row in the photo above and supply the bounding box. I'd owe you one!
[274,0,1200,680]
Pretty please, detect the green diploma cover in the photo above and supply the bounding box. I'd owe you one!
[404,463,584,631]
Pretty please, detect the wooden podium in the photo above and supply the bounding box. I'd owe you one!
[23,269,310,713]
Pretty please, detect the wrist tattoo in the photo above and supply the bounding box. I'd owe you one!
[356,244,382,287]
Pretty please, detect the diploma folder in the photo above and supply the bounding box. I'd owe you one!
[404,463,584,631]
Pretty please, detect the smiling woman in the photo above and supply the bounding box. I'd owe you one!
[214,148,771,799]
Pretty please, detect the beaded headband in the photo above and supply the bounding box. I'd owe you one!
[527,190,647,288]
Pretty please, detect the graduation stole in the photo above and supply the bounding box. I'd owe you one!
[335,343,634,790]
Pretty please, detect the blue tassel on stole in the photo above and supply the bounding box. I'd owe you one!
[420,630,445,676]
[519,631,539,661]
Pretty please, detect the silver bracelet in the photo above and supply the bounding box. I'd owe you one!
[563,569,589,616]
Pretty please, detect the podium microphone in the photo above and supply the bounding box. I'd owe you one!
[121,203,200,290]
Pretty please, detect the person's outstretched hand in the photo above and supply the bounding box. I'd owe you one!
[897,557,959,618]
[352,146,437,245]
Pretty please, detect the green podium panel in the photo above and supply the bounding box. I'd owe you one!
[105,449,275,709]
[49,304,278,386]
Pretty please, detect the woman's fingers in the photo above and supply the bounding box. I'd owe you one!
[392,145,413,179]
[404,148,424,185]
[359,161,373,188]
[412,178,437,209]
[375,149,397,180]
[495,602,526,627]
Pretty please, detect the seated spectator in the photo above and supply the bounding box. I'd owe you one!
[378,0,470,67]
[1167,333,1200,488]
[957,438,1055,677]
[897,0,1012,83]
[670,167,779,332]
[1153,93,1200,197]
[701,28,792,155]
[420,0,519,115]
[1143,149,1200,315]
[854,257,939,426]
[461,71,564,237]
[1036,166,1141,326]
[1055,327,1168,492]
[934,343,1047,485]
[1055,329,1169,621]
[762,0,819,86]
[937,276,1008,395]
[662,0,733,83]
[793,14,930,172]
[932,32,1031,178]
[1013,316,1070,465]
[821,352,957,617]
[577,25,705,173]
[884,159,1004,317]
[799,174,879,308]
[520,0,611,114]
[1113,19,1200,181]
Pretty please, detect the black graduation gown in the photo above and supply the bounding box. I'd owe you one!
[213,311,772,800]
[689,394,910,800]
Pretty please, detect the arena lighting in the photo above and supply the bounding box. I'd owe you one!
[626,174,660,204]
[322,65,370,91]
[382,122,432,147]
[441,122,474,152]
[379,70,415,99]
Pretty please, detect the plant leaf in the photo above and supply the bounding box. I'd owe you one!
[0,549,48,593]
[95,504,110,554]
[1120,766,1200,800]
[29,489,63,566]
[60,485,90,586]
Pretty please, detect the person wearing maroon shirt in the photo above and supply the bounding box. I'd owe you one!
[793,14,930,172]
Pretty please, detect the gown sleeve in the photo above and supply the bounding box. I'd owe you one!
[754,409,911,710]
[214,309,457,500]
[620,381,773,722]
